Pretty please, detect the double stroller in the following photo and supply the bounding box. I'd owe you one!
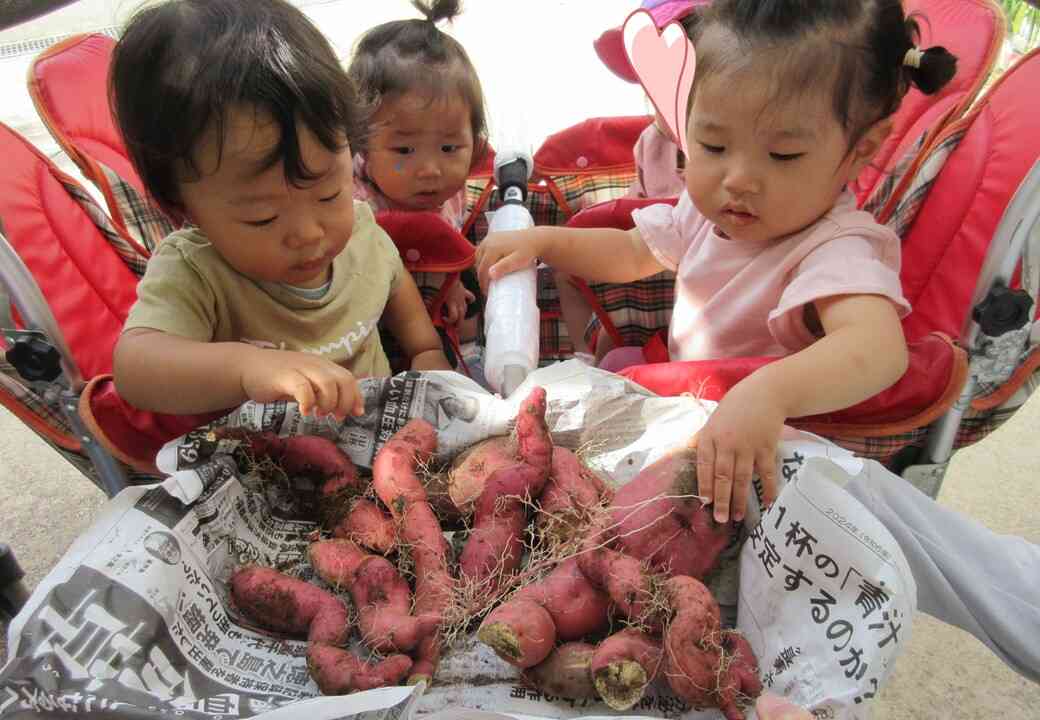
[1,0,1038,517]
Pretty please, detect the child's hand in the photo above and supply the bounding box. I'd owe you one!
[694,380,783,524]
[475,229,543,293]
[443,281,476,326]
[240,349,364,419]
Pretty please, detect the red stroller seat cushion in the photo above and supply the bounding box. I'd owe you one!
[80,376,228,474]
[534,115,653,175]
[620,332,967,435]
[374,211,475,272]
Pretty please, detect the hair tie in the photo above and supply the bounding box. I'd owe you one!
[903,46,924,69]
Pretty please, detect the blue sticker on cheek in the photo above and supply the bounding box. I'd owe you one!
[394,161,404,173]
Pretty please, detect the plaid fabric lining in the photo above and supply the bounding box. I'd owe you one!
[0,357,72,435]
[97,163,176,256]
[61,177,150,277]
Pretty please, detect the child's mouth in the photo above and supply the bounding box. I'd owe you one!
[722,208,757,226]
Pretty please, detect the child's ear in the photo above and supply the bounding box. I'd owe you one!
[850,118,893,175]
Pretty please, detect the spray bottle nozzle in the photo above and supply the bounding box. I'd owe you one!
[493,150,534,204]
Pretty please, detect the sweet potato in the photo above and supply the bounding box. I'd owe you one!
[576,520,663,632]
[306,643,412,694]
[231,565,409,694]
[513,557,611,642]
[371,419,453,684]
[478,599,557,668]
[520,642,598,701]
[536,447,612,546]
[591,629,663,711]
[610,448,734,579]
[719,630,763,716]
[478,557,610,668]
[332,498,397,555]
[448,386,554,512]
[308,539,439,653]
[457,387,552,595]
[662,575,758,720]
[219,430,361,521]
[230,565,349,646]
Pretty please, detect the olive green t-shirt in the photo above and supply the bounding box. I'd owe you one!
[124,202,403,378]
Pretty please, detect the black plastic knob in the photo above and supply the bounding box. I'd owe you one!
[5,336,62,382]
[972,285,1034,336]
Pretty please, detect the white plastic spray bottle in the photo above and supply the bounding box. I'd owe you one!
[482,150,539,397]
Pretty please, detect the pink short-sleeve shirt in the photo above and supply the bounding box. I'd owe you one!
[627,123,686,200]
[632,190,910,362]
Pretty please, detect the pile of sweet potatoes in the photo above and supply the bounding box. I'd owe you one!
[478,447,761,718]
[222,386,762,717]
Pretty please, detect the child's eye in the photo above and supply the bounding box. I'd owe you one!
[441,144,461,153]
[771,152,805,162]
[245,217,277,227]
[320,189,342,203]
[391,147,415,156]
[699,142,724,154]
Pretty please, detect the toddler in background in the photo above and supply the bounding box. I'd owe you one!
[111,0,450,421]
[558,0,706,358]
[479,0,956,524]
[349,0,488,369]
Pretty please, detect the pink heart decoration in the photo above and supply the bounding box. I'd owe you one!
[623,9,697,159]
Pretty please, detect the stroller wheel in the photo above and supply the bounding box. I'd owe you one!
[0,544,30,620]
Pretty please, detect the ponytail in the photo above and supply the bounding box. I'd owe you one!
[411,0,462,25]
[901,38,957,95]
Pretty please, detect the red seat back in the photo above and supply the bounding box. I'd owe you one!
[900,48,1040,341]
[29,34,146,202]
[0,122,138,380]
[853,0,1004,204]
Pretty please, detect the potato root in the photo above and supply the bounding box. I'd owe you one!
[371,419,452,684]
[308,539,438,653]
[520,642,598,701]
[590,629,663,711]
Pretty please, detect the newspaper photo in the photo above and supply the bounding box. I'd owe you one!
[0,362,916,720]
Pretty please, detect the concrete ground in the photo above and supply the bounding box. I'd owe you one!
[1,1,1038,718]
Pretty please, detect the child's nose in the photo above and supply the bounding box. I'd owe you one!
[723,160,761,195]
[285,217,324,249]
[416,158,442,179]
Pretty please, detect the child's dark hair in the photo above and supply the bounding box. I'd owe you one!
[110,0,365,216]
[349,0,489,165]
[690,0,958,148]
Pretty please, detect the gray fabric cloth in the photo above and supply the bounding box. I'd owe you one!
[845,470,1040,683]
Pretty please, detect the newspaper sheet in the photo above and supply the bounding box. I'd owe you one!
[0,362,915,720]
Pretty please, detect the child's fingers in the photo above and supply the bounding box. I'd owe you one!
[309,374,341,418]
[289,376,317,417]
[463,288,476,303]
[730,451,755,523]
[695,437,715,503]
[756,447,779,507]
[711,450,736,524]
[488,252,529,282]
[352,391,365,417]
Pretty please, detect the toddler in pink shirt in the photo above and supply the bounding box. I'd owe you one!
[477,0,956,525]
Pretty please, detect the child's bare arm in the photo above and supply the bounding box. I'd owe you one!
[382,274,452,371]
[475,226,664,292]
[113,329,364,418]
[696,294,908,523]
